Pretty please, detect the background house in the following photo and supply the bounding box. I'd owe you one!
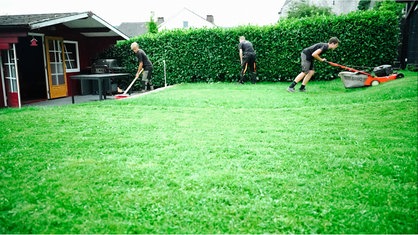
[158,8,216,30]
[116,22,149,38]
[116,8,216,38]
[0,12,129,108]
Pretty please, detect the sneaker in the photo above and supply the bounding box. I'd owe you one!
[287,87,295,92]
[299,88,306,92]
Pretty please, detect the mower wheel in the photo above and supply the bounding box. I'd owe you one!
[371,80,380,86]
[396,73,405,79]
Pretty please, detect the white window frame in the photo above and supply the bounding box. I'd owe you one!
[1,47,19,92]
[0,44,21,107]
[63,40,80,72]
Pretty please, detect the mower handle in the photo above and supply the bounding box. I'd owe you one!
[326,61,371,76]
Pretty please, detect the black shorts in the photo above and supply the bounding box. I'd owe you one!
[301,53,313,73]
[142,68,153,83]
[242,52,256,72]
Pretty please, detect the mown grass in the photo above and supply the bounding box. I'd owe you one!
[0,71,417,233]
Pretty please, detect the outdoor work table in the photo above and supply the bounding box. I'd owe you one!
[70,73,130,104]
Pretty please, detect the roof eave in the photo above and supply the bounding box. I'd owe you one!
[29,12,90,30]
[0,25,30,32]
[90,14,129,40]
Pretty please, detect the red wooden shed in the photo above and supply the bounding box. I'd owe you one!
[0,11,129,108]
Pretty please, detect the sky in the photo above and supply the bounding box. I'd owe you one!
[0,0,287,27]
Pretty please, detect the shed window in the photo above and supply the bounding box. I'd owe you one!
[63,41,80,72]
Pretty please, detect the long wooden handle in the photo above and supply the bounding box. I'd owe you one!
[327,61,371,76]
[123,69,143,95]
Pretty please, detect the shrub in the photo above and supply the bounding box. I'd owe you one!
[287,2,335,19]
[100,10,400,87]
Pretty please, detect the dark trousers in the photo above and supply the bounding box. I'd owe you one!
[240,52,257,83]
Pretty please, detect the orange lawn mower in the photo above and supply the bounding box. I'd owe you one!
[327,61,404,88]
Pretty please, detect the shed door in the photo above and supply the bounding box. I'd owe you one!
[1,44,21,107]
[45,37,67,99]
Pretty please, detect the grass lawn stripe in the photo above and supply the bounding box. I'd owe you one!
[0,71,417,233]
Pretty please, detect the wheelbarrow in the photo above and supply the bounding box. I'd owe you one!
[327,61,404,88]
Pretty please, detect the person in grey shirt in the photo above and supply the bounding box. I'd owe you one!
[131,42,154,91]
[287,37,340,92]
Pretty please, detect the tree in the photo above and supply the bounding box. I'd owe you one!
[373,0,405,15]
[358,0,372,10]
[147,12,158,34]
[287,1,334,19]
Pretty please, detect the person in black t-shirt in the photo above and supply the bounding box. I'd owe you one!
[131,42,154,91]
[238,36,258,84]
[287,37,340,92]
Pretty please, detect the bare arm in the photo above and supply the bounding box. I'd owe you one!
[135,61,143,78]
[312,49,326,62]
[239,49,243,63]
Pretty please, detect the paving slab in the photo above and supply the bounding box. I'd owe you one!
[23,86,173,107]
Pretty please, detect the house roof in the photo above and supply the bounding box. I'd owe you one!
[0,11,129,39]
[116,22,148,38]
[158,7,217,30]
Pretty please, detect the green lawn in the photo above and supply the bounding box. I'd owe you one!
[1,71,417,233]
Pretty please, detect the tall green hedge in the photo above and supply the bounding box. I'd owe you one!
[101,10,400,87]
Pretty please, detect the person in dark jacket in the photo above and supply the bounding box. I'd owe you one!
[287,37,340,92]
[238,36,258,84]
[131,42,154,91]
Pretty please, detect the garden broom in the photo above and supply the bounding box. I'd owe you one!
[114,69,143,99]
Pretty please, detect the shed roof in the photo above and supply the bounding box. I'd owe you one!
[0,11,129,39]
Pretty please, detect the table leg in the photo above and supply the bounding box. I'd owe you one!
[98,79,103,100]
[103,78,107,100]
[71,79,75,104]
